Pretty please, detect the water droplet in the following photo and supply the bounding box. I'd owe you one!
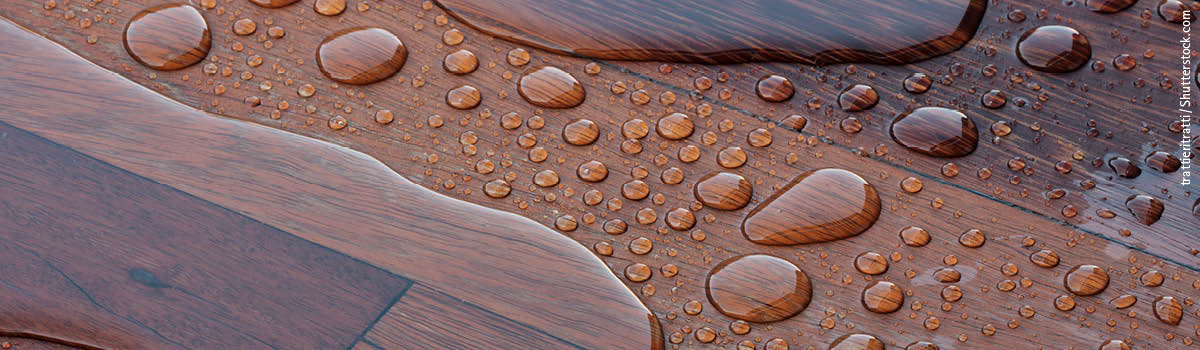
[861,281,903,313]
[123,4,211,71]
[249,0,300,8]
[958,229,985,248]
[1064,264,1109,296]
[436,0,985,65]
[1125,194,1164,225]
[838,85,878,112]
[1016,26,1091,73]
[854,252,888,275]
[890,107,978,158]
[900,226,931,247]
[1086,0,1137,12]
[443,49,479,74]
[1153,296,1182,325]
[562,119,599,146]
[717,147,748,168]
[316,27,407,85]
[1109,294,1137,309]
[1108,156,1142,178]
[577,160,608,182]
[1099,340,1131,350]
[1146,151,1182,172]
[695,172,753,210]
[981,90,1007,109]
[829,334,884,350]
[445,85,482,109]
[756,75,795,102]
[905,341,940,350]
[1029,249,1059,268]
[706,254,812,322]
[742,168,880,245]
[314,0,347,15]
[656,113,694,140]
[518,66,586,108]
[624,263,652,282]
[903,73,932,94]
[233,19,257,36]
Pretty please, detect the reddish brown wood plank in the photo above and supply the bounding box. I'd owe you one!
[360,283,592,349]
[0,120,411,349]
[0,16,662,350]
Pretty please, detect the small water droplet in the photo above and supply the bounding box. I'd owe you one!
[1016,26,1091,73]
[890,107,978,158]
[1064,264,1109,296]
[518,66,586,108]
[695,172,753,210]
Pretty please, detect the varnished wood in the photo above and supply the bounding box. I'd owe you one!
[0,17,660,350]
[0,0,1196,349]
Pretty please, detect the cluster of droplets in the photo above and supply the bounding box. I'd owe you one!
[96,0,1200,348]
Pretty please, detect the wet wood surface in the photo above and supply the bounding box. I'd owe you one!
[0,0,1197,349]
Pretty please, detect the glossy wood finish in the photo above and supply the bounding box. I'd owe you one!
[0,0,1197,349]
[0,17,660,350]
[437,0,988,64]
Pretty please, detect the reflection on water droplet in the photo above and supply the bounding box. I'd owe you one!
[890,107,978,158]
[1085,0,1137,13]
[706,254,812,323]
[742,168,880,245]
[1016,26,1091,73]
[123,4,211,71]
[837,85,878,112]
[518,66,586,108]
[445,85,482,109]
[316,27,407,85]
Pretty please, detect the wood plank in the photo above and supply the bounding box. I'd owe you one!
[0,1,1196,349]
[0,15,662,350]
[362,283,588,349]
[0,120,411,349]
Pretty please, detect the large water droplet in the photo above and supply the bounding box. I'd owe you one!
[837,85,878,112]
[518,66,586,108]
[742,168,880,245]
[1125,194,1164,225]
[1064,264,1108,296]
[1016,26,1091,73]
[706,254,812,323]
[123,4,211,71]
[890,107,978,158]
[694,172,753,210]
[316,27,407,85]
[435,0,986,65]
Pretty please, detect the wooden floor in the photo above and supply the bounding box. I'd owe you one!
[0,0,1196,349]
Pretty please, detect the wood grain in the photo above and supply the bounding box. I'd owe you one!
[0,15,662,350]
[0,0,1196,349]
[0,120,410,349]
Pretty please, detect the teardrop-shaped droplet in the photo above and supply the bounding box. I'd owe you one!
[1125,194,1164,225]
[123,4,211,71]
[742,168,880,245]
[1016,25,1091,73]
[316,27,408,85]
[890,107,978,158]
[518,66,586,108]
[706,254,812,323]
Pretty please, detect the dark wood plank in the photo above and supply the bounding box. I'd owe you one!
[0,15,662,350]
[0,120,411,349]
